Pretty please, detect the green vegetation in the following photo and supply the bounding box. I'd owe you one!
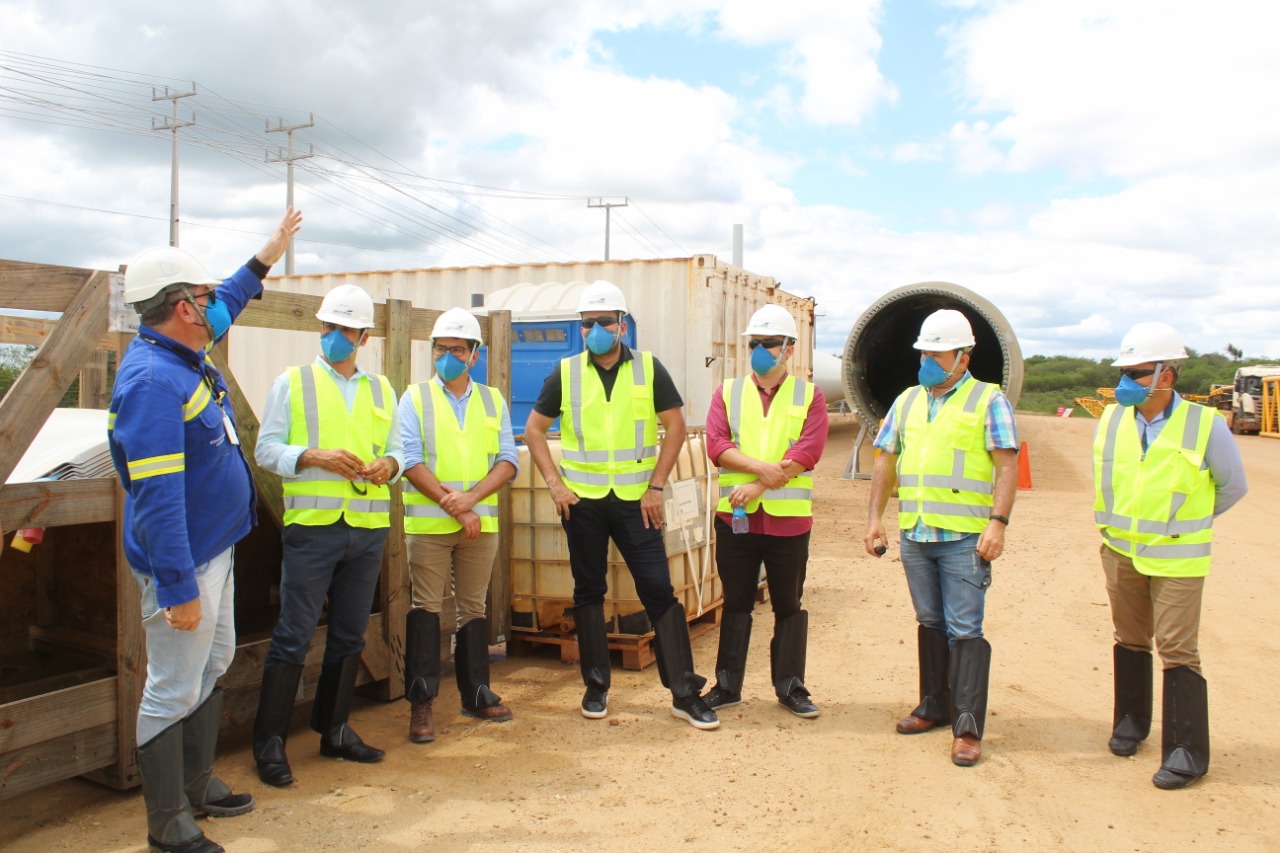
[1018,349,1280,415]
[0,344,109,408]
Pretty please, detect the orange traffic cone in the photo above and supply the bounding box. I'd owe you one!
[1017,441,1033,490]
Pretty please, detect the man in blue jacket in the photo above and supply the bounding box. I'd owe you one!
[109,208,301,853]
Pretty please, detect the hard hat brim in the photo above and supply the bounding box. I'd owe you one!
[315,310,372,329]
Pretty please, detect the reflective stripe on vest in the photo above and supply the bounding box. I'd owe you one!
[716,375,815,517]
[1093,400,1216,577]
[558,351,659,500]
[282,364,394,528]
[403,380,503,534]
[896,377,998,533]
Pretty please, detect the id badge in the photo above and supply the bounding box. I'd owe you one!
[222,414,241,446]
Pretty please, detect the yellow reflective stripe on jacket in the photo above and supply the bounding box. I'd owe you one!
[403,380,503,534]
[716,375,815,517]
[896,377,997,533]
[127,452,185,480]
[1093,400,1216,577]
[282,364,394,528]
[559,351,658,500]
[183,381,213,422]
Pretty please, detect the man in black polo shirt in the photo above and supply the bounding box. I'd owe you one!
[524,280,719,730]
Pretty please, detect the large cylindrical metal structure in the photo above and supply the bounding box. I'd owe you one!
[842,282,1023,430]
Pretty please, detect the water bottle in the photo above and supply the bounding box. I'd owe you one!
[731,505,749,534]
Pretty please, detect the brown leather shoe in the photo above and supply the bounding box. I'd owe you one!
[951,735,982,766]
[463,702,513,722]
[896,714,943,734]
[409,699,435,743]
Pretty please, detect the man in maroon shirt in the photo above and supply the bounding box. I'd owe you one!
[702,305,829,718]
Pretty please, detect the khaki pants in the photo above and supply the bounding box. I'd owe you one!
[1100,543,1205,673]
[408,531,499,629]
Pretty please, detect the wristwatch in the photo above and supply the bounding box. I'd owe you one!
[989,514,1009,526]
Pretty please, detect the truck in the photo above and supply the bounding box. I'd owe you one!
[1221,365,1280,434]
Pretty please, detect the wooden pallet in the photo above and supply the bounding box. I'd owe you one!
[508,602,723,671]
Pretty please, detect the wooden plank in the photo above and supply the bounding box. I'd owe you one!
[487,309,513,644]
[0,722,117,801]
[208,341,284,531]
[237,290,387,335]
[376,298,412,701]
[409,307,445,342]
[0,316,118,351]
[27,625,116,661]
[0,260,101,313]
[108,482,143,791]
[0,478,115,531]
[0,678,116,753]
[0,270,109,485]
[78,350,110,410]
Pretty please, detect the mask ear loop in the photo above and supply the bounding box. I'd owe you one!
[1149,361,1170,392]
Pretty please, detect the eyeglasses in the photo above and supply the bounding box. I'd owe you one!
[350,479,367,496]
[174,288,217,309]
[748,338,787,350]
[432,344,472,358]
[1120,368,1156,380]
[580,317,620,330]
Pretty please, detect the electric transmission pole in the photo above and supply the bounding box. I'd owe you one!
[587,197,628,261]
[267,114,314,274]
[152,85,196,247]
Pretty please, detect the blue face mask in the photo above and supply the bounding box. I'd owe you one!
[1113,373,1153,407]
[201,294,233,349]
[585,323,619,356]
[751,342,780,376]
[321,328,357,363]
[435,351,469,382]
[918,356,954,388]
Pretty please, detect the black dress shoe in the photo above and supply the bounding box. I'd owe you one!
[1153,767,1202,790]
[581,687,608,719]
[320,724,385,763]
[671,694,720,730]
[779,690,820,719]
[1109,735,1139,757]
[703,685,742,710]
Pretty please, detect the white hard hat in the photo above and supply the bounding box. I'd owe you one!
[741,304,798,339]
[124,246,220,305]
[913,309,975,350]
[1112,321,1187,367]
[431,307,483,344]
[316,284,375,329]
[576,280,628,314]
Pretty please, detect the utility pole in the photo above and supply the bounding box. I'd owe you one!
[152,85,196,247]
[587,197,628,261]
[267,114,315,274]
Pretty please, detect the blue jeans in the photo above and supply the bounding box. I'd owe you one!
[265,520,387,668]
[899,533,991,642]
[134,547,236,745]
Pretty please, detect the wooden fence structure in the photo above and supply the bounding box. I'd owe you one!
[0,258,512,799]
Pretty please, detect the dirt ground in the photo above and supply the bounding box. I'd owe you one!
[3,412,1279,852]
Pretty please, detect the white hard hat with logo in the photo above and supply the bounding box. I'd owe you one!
[742,304,798,339]
[431,307,483,344]
[124,246,220,305]
[576,280,628,314]
[316,284,375,329]
[1112,322,1187,367]
[913,309,976,350]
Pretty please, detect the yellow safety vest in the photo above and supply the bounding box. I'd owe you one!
[716,375,815,517]
[558,350,658,500]
[1093,400,1217,577]
[896,377,998,533]
[402,380,503,535]
[282,364,394,528]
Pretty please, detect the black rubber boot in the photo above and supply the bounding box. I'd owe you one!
[406,608,441,743]
[1153,666,1209,790]
[771,610,819,718]
[1110,644,1153,757]
[184,688,254,817]
[311,655,385,763]
[574,603,612,719]
[252,662,303,787]
[138,718,223,852]
[652,603,718,730]
[704,611,752,709]
[911,625,952,725]
[951,636,992,740]
[455,618,512,721]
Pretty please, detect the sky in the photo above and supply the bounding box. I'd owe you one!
[2,0,1278,360]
